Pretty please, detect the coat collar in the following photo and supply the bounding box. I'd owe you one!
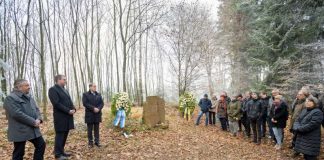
[55,84,65,89]
[54,84,70,97]
[12,89,30,99]
[88,90,98,95]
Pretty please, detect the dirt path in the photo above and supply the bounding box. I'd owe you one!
[0,106,321,159]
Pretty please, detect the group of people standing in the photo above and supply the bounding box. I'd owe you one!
[3,75,114,160]
[196,89,324,160]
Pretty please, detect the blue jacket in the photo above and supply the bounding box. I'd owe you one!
[198,98,212,113]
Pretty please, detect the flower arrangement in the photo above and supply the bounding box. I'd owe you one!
[111,92,132,116]
[179,92,196,120]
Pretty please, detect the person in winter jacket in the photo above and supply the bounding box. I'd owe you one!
[311,91,324,128]
[293,96,323,160]
[246,92,262,144]
[228,94,243,136]
[196,94,212,126]
[259,92,270,137]
[4,79,46,160]
[241,91,252,137]
[268,89,285,142]
[209,95,218,125]
[290,89,309,150]
[221,91,231,129]
[217,95,228,131]
[269,95,288,150]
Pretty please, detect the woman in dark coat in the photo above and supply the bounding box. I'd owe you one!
[293,96,323,160]
[82,83,104,147]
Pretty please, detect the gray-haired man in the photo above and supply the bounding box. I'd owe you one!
[4,79,46,160]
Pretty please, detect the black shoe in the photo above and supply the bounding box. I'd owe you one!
[95,143,101,147]
[88,143,94,148]
[63,152,72,157]
[256,141,261,145]
[55,155,68,160]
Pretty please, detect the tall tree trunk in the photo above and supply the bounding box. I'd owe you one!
[38,0,47,120]
[112,0,120,91]
[137,0,143,106]
[96,0,102,92]
[19,0,32,78]
[69,0,81,107]
[0,0,7,99]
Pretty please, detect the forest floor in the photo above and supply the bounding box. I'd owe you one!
[0,105,324,160]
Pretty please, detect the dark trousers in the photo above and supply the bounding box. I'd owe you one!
[13,136,46,160]
[219,117,227,131]
[267,117,275,139]
[292,131,297,147]
[238,119,242,131]
[304,154,317,160]
[54,131,69,157]
[87,123,100,144]
[250,118,262,143]
[209,112,216,125]
[261,115,267,137]
[241,113,251,136]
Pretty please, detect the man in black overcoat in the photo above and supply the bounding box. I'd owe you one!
[82,83,104,148]
[48,75,76,160]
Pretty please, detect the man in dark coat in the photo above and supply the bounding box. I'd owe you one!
[241,91,252,137]
[4,79,46,160]
[259,92,270,137]
[293,96,323,159]
[195,94,212,126]
[48,75,76,160]
[246,92,262,144]
[82,83,104,148]
[290,90,309,152]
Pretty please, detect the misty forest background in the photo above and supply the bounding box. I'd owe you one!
[0,0,324,120]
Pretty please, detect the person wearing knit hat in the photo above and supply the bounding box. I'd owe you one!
[293,96,323,159]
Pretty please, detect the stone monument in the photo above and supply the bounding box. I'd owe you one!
[143,96,165,127]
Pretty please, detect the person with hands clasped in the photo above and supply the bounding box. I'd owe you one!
[82,83,104,148]
[48,75,76,160]
[269,95,288,150]
[4,79,46,160]
[246,92,262,145]
[293,96,323,160]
